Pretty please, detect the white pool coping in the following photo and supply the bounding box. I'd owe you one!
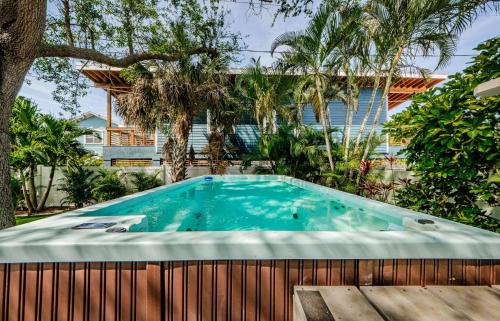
[0,175,499,263]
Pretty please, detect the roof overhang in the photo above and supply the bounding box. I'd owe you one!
[78,64,446,110]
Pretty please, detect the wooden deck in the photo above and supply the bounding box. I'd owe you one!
[294,286,500,321]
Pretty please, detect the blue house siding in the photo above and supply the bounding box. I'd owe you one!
[302,88,388,153]
[233,125,260,154]
[76,115,108,156]
[156,88,388,158]
[302,88,386,126]
[156,124,209,155]
[89,87,389,165]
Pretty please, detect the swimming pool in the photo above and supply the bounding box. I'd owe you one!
[0,175,498,321]
[85,175,409,232]
[0,175,498,263]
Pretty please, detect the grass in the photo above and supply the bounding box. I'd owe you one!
[16,214,54,225]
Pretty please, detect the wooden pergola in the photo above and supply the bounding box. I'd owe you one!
[80,65,446,143]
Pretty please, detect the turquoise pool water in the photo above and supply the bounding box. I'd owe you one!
[85,176,408,232]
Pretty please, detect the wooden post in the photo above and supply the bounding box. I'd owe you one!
[107,89,112,145]
[130,129,135,146]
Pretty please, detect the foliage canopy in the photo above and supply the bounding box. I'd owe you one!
[385,38,500,231]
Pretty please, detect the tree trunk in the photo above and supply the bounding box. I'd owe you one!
[19,171,34,214]
[352,72,381,158]
[0,58,34,225]
[36,164,56,211]
[0,0,47,227]
[356,47,403,187]
[28,165,38,211]
[315,75,335,171]
[344,104,353,162]
[169,111,191,183]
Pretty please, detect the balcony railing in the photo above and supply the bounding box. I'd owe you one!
[107,127,155,146]
[388,135,410,147]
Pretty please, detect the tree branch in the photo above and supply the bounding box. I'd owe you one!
[36,43,217,67]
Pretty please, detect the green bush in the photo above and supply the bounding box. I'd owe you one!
[92,169,128,202]
[58,166,96,208]
[128,171,163,192]
[385,38,500,232]
[10,176,22,210]
[243,124,330,182]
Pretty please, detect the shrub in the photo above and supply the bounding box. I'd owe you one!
[128,171,163,192]
[385,38,500,232]
[92,169,128,202]
[58,166,96,208]
[10,176,22,210]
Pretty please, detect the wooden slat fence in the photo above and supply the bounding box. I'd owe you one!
[1,259,498,321]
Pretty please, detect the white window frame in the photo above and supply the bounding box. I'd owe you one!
[85,130,104,145]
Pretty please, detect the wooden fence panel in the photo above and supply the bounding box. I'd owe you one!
[0,259,498,321]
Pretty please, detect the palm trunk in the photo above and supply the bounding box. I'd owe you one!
[325,100,332,131]
[36,164,56,211]
[315,75,335,171]
[344,105,353,162]
[352,71,381,158]
[28,165,38,211]
[169,112,191,183]
[356,47,403,186]
[341,101,350,150]
[348,72,381,181]
[20,171,34,214]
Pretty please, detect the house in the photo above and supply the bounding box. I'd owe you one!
[78,65,446,166]
[74,112,120,156]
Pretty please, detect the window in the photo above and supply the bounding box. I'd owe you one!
[85,130,103,144]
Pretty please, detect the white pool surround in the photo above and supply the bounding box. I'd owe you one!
[0,175,498,263]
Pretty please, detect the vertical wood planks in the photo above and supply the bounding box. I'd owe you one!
[0,259,498,321]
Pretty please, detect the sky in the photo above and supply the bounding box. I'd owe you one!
[18,2,500,122]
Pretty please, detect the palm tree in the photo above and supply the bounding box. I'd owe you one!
[357,0,491,185]
[9,97,92,213]
[58,166,97,208]
[271,1,362,171]
[236,58,295,137]
[335,1,368,164]
[351,35,391,164]
[128,171,163,192]
[10,97,44,213]
[117,60,231,182]
[36,116,92,211]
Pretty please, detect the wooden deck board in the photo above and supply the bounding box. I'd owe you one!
[295,286,384,321]
[427,286,500,321]
[296,290,335,321]
[318,286,385,321]
[360,286,475,321]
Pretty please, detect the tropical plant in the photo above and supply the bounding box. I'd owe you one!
[128,171,163,192]
[58,166,96,208]
[236,58,295,136]
[271,2,361,171]
[10,97,94,213]
[10,176,22,210]
[358,0,493,184]
[9,97,45,214]
[91,169,128,202]
[243,124,332,182]
[116,0,240,184]
[385,38,500,232]
[117,60,231,182]
[322,133,385,192]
